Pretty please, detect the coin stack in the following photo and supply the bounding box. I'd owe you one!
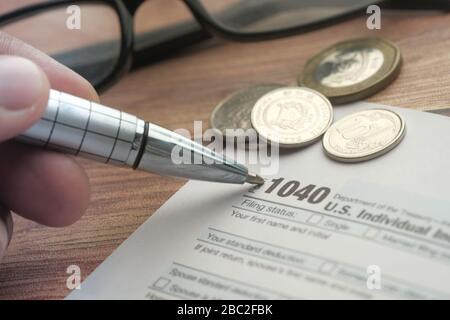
[210,37,406,163]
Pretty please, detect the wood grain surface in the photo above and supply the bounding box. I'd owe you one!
[0,7,449,299]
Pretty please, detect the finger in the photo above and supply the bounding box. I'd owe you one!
[0,31,99,102]
[0,33,97,226]
[0,204,13,261]
[0,55,50,142]
[0,142,90,227]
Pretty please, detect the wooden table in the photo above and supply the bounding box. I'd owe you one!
[0,7,449,299]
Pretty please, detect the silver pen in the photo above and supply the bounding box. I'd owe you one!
[16,90,264,185]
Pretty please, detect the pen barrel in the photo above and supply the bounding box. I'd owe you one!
[16,90,249,184]
[17,89,145,167]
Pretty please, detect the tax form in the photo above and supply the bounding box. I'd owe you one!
[68,102,450,300]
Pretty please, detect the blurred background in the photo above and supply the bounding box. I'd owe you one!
[1,0,394,90]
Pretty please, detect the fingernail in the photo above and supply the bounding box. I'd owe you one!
[0,55,46,111]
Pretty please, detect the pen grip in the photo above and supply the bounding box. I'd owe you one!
[17,89,144,167]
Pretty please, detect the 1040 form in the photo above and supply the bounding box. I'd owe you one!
[68,102,450,299]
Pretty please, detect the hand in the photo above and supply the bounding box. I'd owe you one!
[0,32,99,261]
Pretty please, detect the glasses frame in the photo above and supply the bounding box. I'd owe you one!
[0,0,448,92]
[0,0,133,92]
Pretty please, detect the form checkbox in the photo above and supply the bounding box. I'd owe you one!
[319,261,337,274]
[364,228,380,239]
[307,214,323,225]
[153,277,171,289]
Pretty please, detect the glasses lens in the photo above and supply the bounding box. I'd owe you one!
[0,0,45,13]
[1,2,122,87]
[199,0,381,34]
[135,0,193,33]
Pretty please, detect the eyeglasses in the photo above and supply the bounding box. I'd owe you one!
[0,0,448,92]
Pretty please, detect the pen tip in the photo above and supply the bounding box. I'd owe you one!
[246,172,265,185]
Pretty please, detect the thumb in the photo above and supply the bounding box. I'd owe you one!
[0,55,50,143]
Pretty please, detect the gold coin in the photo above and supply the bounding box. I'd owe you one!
[322,109,406,162]
[298,38,402,104]
[251,87,333,148]
[210,84,283,138]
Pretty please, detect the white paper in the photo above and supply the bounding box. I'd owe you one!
[68,102,450,300]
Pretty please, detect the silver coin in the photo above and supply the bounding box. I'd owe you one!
[251,87,333,148]
[317,47,385,88]
[210,84,283,138]
[299,38,402,104]
[322,109,406,162]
